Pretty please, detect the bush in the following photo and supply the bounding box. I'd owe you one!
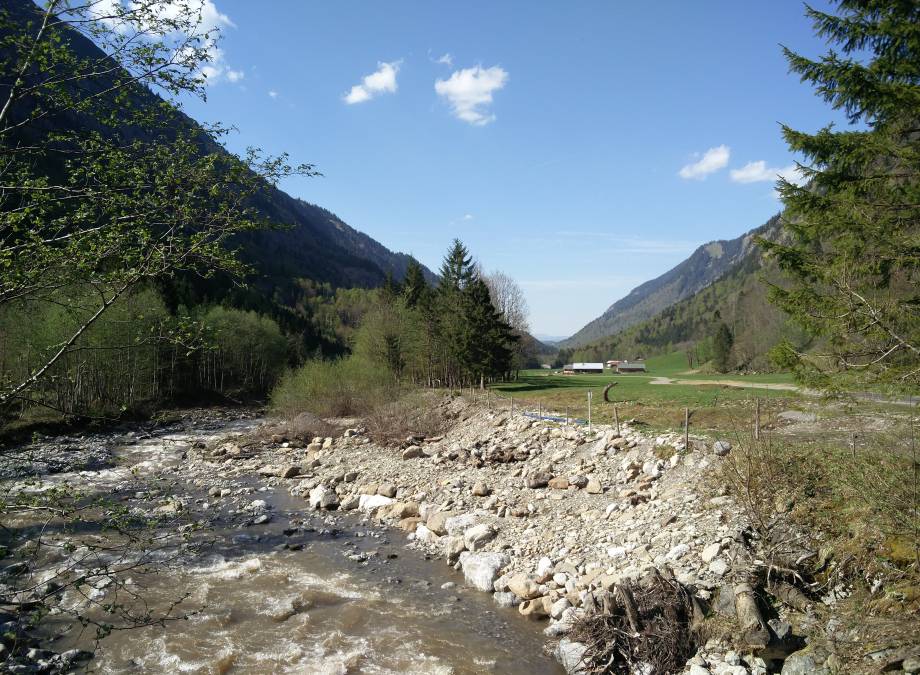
[721,428,920,581]
[270,356,396,419]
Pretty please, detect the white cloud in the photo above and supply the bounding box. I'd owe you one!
[88,0,240,86]
[462,213,473,220]
[730,161,807,198]
[435,65,508,125]
[344,61,401,105]
[678,145,730,180]
[437,53,453,67]
[268,90,278,99]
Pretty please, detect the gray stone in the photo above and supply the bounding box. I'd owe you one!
[402,446,425,460]
[377,483,397,498]
[493,591,519,608]
[526,471,552,489]
[463,523,497,551]
[712,440,732,456]
[781,650,829,675]
[308,485,339,510]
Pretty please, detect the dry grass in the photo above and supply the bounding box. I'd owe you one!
[364,392,450,446]
[718,421,920,661]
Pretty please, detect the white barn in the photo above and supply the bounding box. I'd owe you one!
[563,362,604,374]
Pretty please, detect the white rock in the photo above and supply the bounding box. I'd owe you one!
[709,558,729,577]
[554,638,588,674]
[536,556,554,580]
[459,552,508,592]
[550,598,572,619]
[358,494,395,513]
[666,543,690,561]
[415,524,440,544]
[701,542,722,563]
[607,546,627,559]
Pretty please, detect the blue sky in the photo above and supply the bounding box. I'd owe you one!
[177,0,846,338]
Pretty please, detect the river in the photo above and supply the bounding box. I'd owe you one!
[1,411,564,674]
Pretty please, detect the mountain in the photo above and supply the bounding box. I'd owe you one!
[2,0,435,296]
[533,334,570,345]
[555,214,810,370]
[559,216,780,348]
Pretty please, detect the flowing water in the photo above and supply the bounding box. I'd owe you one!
[4,414,564,674]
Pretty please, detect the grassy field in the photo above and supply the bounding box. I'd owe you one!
[490,352,801,434]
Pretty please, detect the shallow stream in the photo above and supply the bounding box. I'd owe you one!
[4,413,564,674]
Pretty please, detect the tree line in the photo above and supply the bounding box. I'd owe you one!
[354,239,529,389]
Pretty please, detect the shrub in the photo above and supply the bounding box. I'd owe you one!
[270,356,396,419]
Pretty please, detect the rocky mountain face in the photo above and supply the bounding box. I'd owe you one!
[560,217,781,349]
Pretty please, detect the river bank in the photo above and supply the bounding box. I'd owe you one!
[2,398,917,674]
[0,407,563,674]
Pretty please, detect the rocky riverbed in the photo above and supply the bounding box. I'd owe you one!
[2,399,918,674]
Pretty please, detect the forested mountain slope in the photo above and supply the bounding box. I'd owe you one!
[556,215,810,370]
[560,217,781,348]
[2,0,435,297]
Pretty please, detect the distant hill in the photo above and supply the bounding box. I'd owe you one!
[559,217,780,349]
[533,334,570,346]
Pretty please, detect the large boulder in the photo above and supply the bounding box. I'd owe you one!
[554,638,588,674]
[459,551,508,592]
[426,509,454,535]
[308,485,339,510]
[444,512,480,536]
[358,494,395,513]
[507,573,542,600]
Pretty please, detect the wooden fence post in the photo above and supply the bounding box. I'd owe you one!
[684,407,690,448]
[754,398,761,440]
[588,391,593,432]
[614,405,620,436]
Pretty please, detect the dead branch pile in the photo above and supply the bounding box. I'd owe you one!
[568,569,704,674]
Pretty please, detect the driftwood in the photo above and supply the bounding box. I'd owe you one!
[766,579,813,613]
[568,568,701,674]
[616,584,641,633]
[733,583,771,648]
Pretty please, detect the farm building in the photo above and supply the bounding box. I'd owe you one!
[563,362,604,374]
[616,360,647,373]
[605,360,620,368]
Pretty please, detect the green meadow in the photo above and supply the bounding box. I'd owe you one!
[489,352,800,434]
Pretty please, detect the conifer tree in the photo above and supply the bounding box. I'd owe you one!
[761,0,920,392]
[402,258,428,309]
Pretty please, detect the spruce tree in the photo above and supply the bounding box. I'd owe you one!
[402,258,428,308]
[436,240,476,385]
[712,321,734,373]
[760,0,920,392]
